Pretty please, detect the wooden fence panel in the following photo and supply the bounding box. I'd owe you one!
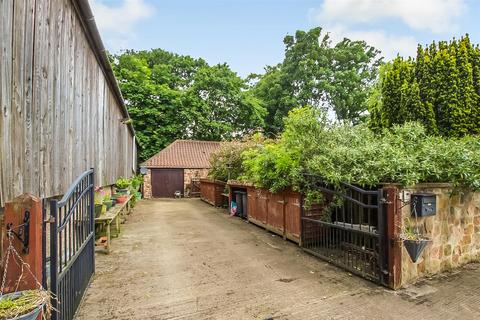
[200,179,226,207]
[284,190,301,243]
[267,192,284,235]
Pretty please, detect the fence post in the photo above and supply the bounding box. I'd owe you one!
[50,199,58,320]
[384,187,402,289]
[2,194,43,293]
[90,169,96,275]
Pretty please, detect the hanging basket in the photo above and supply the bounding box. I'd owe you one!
[0,290,46,320]
[403,239,430,263]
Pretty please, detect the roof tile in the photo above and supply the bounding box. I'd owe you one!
[143,140,221,169]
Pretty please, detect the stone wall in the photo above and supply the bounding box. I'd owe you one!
[184,169,209,196]
[399,184,480,286]
[143,169,152,199]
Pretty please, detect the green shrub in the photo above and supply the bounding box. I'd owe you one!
[241,140,300,192]
[130,174,143,190]
[208,134,263,181]
[240,106,480,193]
[370,35,480,137]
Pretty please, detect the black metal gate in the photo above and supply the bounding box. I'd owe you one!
[45,169,95,320]
[301,178,388,285]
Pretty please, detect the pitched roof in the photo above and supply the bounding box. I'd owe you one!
[143,140,222,169]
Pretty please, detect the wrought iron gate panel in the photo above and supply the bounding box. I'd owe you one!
[301,177,388,285]
[48,169,95,320]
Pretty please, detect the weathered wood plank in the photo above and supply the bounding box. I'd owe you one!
[66,4,75,189]
[12,0,27,197]
[23,0,36,195]
[0,0,136,206]
[0,0,14,205]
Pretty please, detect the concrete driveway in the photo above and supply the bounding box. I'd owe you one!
[76,199,480,320]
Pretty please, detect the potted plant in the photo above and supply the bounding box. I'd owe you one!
[115,193,128,204]
[0,289,49,320]
[115,193,128,203]
[103,195,113,211]
[401,218,430,263]
[94,187,105,218]
[135,191,142,201]
[115,177,131,195]
[130,175,143,192]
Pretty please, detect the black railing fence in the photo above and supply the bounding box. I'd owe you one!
[47,169,95,320]
[300,175,388,285]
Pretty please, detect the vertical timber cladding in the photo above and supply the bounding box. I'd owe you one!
[301,179,389,285]
[0,0,136,207]
[151,169,184,198]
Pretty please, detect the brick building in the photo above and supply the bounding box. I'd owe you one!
[142,140,221,198]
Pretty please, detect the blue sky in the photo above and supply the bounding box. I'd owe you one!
[91,0,480,77]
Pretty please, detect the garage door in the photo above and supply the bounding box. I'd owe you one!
[151,169,184,198]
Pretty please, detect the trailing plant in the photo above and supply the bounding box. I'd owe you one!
[0,290,49,319]
[401,218,425,241]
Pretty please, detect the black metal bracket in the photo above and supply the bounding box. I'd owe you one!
[6,210,30,254]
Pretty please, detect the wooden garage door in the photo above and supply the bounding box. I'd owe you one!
[151,169,184,198]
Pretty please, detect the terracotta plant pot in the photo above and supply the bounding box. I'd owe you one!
[116,195,128,203]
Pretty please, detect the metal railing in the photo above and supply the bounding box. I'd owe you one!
[49,169,95,320]
[300,176,388,285]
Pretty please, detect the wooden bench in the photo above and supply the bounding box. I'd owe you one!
[95,195,133,253]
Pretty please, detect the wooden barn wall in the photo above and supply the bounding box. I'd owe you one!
[0,0,136,206]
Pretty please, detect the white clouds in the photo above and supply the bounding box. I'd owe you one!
[310,0,467,60]
[313,0,466,34]
[90,0,153,51]
[326,25,418,60]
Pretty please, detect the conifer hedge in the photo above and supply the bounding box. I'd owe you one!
[370,35,480,137]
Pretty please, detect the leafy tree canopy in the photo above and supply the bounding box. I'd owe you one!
[111,49,265,162]
[251,27,382,135]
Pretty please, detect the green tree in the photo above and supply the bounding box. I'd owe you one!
[370,35,480,137]
[252,27,381,134]
[249,66,296,135]
[111,49,266,161]
[183,64,265,140]
[112,53,187,161]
